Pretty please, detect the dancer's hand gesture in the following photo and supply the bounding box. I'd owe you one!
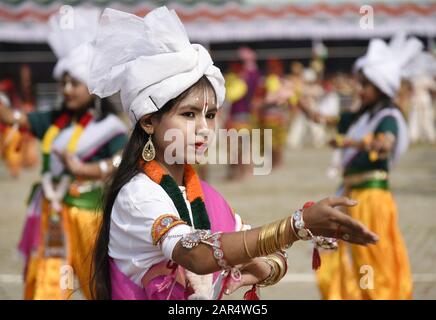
[303,196,379,245]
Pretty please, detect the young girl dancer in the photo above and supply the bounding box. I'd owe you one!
[89,7,378,300]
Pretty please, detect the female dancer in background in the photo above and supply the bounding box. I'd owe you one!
[0,7,128,299]
[300,37,421,299]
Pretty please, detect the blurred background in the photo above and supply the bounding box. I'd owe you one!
[0,0,435,299]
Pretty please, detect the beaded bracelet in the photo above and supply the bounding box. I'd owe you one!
[178,230,242,282]
[291,202,338,270]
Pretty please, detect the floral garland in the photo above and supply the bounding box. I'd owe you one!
[140,159,211,230]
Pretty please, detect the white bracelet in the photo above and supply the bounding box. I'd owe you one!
[99,160,109,175]
[13,110,22,122]
[112,154,122,168]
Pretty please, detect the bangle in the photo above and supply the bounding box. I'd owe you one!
[269,253,287,279]
[293,201,338,270]
[362,133,373,148]
[180,229,212,249]
[335,134,345,148]
[13,110,22,123]
[98,160,109,176]
[206,232,242,282]
[181,230,241,281]
[112,154,122,168]
[257,257,277,287]
[243,230,254,259]
[278,217,291,249]
[258,252,288,287]
[292,209,312,241]
[257,218,292,256]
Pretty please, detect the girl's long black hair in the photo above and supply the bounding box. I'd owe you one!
[90,76,214,299]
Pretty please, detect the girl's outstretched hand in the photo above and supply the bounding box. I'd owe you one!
[303,196,379,245]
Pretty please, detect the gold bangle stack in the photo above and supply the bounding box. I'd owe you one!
[257,218,291,257]
[258,253,288,287]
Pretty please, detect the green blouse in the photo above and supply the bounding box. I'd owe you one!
[27,110,128,210]
[338,110,398,176]
[27,110,128,162]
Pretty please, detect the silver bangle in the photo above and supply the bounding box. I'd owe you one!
[112,154,122,168]
[292,210,312,241]
[13,110,22,122]
[98,160,109,175]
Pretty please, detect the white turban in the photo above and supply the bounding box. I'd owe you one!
[87,6,226,125]
[354,35,423,98]
[48,7,101,84]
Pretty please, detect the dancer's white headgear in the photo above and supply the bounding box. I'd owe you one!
[354,34,423,98]
[48,6,101,84]
[88,6,225,125]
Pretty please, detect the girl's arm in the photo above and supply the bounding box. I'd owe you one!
[0,103,30,128]
[55,151,122,180]
[331,131,396,161]
[298,96,339,128]
[171,196,378,276]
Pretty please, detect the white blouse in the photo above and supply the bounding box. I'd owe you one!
[108,172,247,286]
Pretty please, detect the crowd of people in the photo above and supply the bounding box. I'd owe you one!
[222,44,436,180]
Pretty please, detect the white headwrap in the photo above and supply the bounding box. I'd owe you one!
[354,34,423,98]
[47,7,101,84]
[87,6,225,125]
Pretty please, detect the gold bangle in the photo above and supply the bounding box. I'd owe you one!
[268,254,287,283]
[257,257,278,287]
[243,230,254,259]
[335,134,345,148]
[258,218,291,256]
[268,259,285,284]
[278,218,289,249]
[257,226,265,256]
[265,222,276,255]
[261,256,285,286]
[260,222,275,256]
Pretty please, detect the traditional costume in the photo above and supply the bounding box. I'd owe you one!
[88,7,253,300]
[18,7,128,299]
[316,37,421,300]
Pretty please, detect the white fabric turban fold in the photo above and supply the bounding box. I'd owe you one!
[87,6,226,125]
[47,7,101,84]
[354,34,423,98]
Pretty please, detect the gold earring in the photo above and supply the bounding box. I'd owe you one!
[142,135,156,161]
